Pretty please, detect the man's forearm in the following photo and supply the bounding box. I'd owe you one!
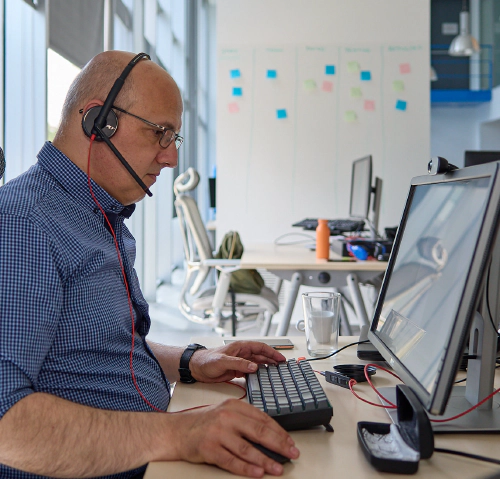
[0,392,179,478]
[148,342,185,382]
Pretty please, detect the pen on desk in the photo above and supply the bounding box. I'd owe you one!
[328,257,357,262]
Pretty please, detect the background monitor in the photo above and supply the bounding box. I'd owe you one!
[464,151,500,168]
[208,177,216,208]
[349,155,372,220]
[349,155,383,236]
[368,162,500,432]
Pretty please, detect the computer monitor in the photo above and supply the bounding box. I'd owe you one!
[349,155,382,236]
[368,162,500,433]
[349,155,373,220]
[464,151,500,168]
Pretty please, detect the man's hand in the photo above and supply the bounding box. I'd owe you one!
[189,341,286,383]
[169,399,299,477]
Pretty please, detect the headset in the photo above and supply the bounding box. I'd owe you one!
[81,52,153,197]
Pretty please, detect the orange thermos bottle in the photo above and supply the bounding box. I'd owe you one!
[316,219,330,260]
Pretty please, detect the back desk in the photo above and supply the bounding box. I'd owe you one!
[145,336,500,479]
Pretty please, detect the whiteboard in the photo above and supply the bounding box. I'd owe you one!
[216,0,430,244]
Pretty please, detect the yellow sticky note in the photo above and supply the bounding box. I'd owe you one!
[348,61,360,73]
[303,79,317,91]
[350,87,362,99]
[344,110,357,122]
[393,80,405,92]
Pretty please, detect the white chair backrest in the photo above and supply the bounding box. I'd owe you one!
[174,169,214,294]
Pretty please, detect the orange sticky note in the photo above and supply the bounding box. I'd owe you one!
[364,100,375,111]
[400,63,411,74]
[228,102,239,113]
[322,81,333,92]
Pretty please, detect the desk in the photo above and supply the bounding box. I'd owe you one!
[145,336,500,479]
[240,243,387,336]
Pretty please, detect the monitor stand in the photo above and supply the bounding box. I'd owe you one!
[378,308,500,433]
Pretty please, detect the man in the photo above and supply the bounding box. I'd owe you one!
[0,51,299,478]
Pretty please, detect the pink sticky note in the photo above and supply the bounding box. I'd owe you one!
[322,80,333,92]
[364,100,375,111]
[228,102,239,113]
[399,63,411,74]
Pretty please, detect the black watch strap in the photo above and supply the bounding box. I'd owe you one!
[179,343,207,383]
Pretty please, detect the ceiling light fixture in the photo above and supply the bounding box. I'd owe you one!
[448,0,480,56]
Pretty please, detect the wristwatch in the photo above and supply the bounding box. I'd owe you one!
[179,343,207,383]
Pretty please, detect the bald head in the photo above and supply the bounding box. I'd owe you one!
[52,50,183,205]
[55,51,180,139]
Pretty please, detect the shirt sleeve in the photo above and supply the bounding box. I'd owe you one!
[0,214,63,418]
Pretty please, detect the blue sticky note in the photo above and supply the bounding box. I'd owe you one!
[230,69,241,78]
[395,100,407,111]
[360,71,371,81]
[267,69,277,78]
[325,65,335,75]
[232,87,243,96]
[276,109,287,119]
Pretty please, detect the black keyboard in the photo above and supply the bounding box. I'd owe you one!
[292,218,365,234]
[246,359,333,431]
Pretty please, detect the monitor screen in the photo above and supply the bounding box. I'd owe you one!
[350,155,372,219]
[369,163,500,419]
[464,151,500,168]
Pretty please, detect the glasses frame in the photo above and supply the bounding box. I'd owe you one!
[112,105,183,150]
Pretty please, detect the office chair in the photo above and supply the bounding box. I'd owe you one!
[174,168,279,335]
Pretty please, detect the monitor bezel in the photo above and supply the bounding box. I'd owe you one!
[368,162,500,415]
[349,155,373,219]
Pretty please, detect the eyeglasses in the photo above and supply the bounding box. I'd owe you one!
[112,105,184,149]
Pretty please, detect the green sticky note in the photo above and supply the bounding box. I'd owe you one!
[348,61,360,73]
[393,80,405,92]
[304,79,317,91]
[344,110,357,122]
[350,87,362,99]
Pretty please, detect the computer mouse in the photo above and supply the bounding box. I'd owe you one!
[248,441,290,464]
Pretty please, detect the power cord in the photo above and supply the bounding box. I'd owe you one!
[273,232,316,246]
[434,447,500,466]
[303,340,370,361]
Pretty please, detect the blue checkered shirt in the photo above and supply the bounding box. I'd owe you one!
[0,142,170,478]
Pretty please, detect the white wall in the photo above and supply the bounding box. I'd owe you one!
[216,0,430,244]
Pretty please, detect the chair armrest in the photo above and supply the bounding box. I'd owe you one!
[201,259,241,274]
[201,259,241,267]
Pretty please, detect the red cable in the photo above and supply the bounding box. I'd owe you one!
[87,137,163,413]
[430,386,500,423]
[348,378,397,409]
[364,363,401,408]
[172,381,247,413]
[349,362,500,423]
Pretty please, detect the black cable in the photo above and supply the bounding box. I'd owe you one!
[454,357,500,384]
[435,447,500,466]
[305,340,369,362]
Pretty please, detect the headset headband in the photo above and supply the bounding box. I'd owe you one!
[92,52,151,136]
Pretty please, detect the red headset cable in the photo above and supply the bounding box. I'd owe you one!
[88,136,164,412]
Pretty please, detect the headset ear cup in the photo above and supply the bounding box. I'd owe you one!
[82,106,118,140]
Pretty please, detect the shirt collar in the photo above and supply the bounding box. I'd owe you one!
[37,141,136,218]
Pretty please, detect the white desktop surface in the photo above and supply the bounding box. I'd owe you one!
[240,242,386,272]
[144,336,500,479]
